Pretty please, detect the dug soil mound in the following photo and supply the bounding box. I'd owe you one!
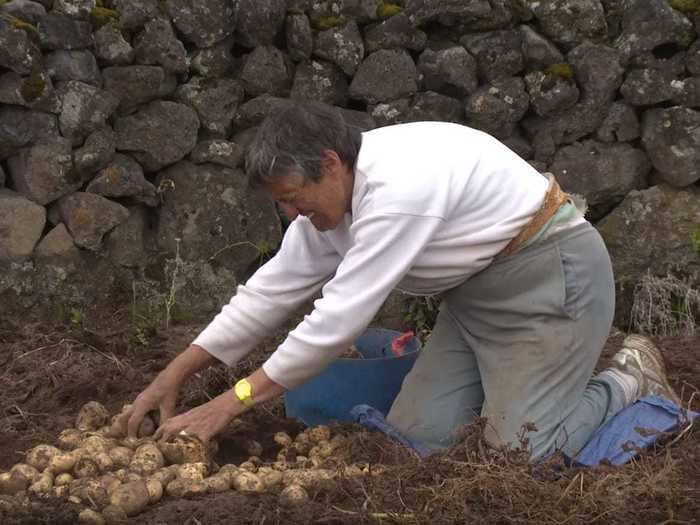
[0,319,698,524]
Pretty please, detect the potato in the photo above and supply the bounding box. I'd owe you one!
[108,447,133,469]
[177,462,208,481]
[137,415,156,438]
[0,471,29,495]
[308,425,331,443]
[58,429,84,450]
[124,472,143,483]
[78,508,106,525]
[26,444,61,471]
[113,469,128,482]
[82,436,115,456]
[165,478,207,498]
[11,464,40,484]
[129,444,164,475]
[68,495,82,504]
[273,432,293,447]
[150,466,177,486]
[49,452,79,474]
[118,437,141,450]
[271,461,288,471]
[100,474,121,495]
[77,402,110,432]
[282,468,335,489]
[279,484,309,507]
[109,480,150,516]
[231,471,265,493]
[74,457,100,478]
[159,435,209,465]
[28,471,53,494]
[101,504,128,525]
[259,469,283,489]
[203,474,230,493]
[238,461,257,473]
[55,473,73,486]
[144,478,163,503]
[216,464,240,484]
[70,479,110,508]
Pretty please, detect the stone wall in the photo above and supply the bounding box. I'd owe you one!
[1,0,699,329]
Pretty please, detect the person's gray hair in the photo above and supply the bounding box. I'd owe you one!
[246,102,362,189]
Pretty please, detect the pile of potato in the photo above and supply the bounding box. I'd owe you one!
[0,401,357,524]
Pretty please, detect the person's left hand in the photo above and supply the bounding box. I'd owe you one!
[153,389,242,443]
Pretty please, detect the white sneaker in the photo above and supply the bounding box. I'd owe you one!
[611,334,682,406]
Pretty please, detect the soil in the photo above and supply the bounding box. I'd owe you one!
[0,317,698,525]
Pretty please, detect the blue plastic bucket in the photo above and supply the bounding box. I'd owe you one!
[284,328,421,426]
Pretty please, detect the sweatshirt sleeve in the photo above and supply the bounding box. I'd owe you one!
[192,218,342,366]
[262,212,444,389]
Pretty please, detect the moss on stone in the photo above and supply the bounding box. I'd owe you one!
[544,62,574,81]
[377,2,403,18]
[2,14,38,34]
[314,15,342,30]
[89,6,120,28]
[287,7,305,16]
[20,69,46,102]
[668,0,700,16]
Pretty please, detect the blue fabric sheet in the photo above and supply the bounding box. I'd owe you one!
[351,395,698,465]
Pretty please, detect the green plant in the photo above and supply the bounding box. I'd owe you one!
[403,295,440,342]
[0,13,38,34]
[89,6,120,28]
[164,238,183,330]
[314,15,342,30]
[20,69,46,102]
[544,62,574,81]
[690,227,700,255]
[668,0,700,16]
[377,1,403,18]
[208,239,276,266]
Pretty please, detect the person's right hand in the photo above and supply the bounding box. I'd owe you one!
[116,371,181,438]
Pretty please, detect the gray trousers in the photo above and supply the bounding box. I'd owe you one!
[387,222,624,460]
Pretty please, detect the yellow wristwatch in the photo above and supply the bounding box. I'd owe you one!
[233,378,255,407]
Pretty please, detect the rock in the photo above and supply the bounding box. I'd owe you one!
[364,13,427,53]
[164,0,234,48]
[134,18,188,74]
[461,30,524,81]
[114,101,199,172]
[26,112,60,143]
[58,192,130,251]
[349,49,417,104]
[156,161,282,275]
[404,0,492,26]
[549,140,650,219]
[502,130,533,160]
[0,190,46,259]
[405,91,463,123]
[614,0,695,59]
[38,13,92,50]
[337,107,376,131]
[111,0,159,31]
[102,66,177,113]
[175,77,244,137]
[465,77,529,139]
[0,106,32,159]
[34,223,79,259]
[286,14,313,62]
[595,101,640,142]
[0,165,4,187]
[57,80,119,145]
[314,19,365,76]
[54,0,95,19]
[239,46,293,97]
[460,0,520,31]
[597,185,700,325]
[93,24,134,66]
[529,0,607,48]
[0,18,42,74]
[236,0,286,48]
[190,38,236,78]
[369,98,410,127]
[7,138,77,205]
[190,140,244,169]
[290,60,347,106]
[522,43,625,161]
[86,153,157,205]
[233,95,294,130]
[620,67,682,106]
[104,206,150,267]
[0,70,55,110]
[45,50,100,85]
[417,46,478,98]
[688,40,700,75]
[671,77,700,108]
[341,0,380,23]
[519,25,564,71]
[641,106,700,188]
[0,1,47,24]
[524,71,579,117]
[73,127,116,177]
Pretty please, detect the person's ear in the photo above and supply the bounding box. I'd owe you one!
[320,150,342,174]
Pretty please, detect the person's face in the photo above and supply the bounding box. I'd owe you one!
[262,151,353,232]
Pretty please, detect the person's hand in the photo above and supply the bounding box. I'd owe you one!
[153,390,241,444]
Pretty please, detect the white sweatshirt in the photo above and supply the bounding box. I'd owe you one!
[193,122,551,389]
